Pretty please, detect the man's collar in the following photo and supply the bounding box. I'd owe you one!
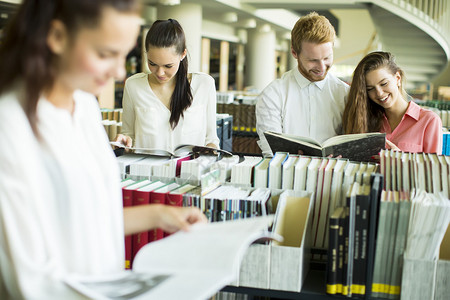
[293,67,327,90]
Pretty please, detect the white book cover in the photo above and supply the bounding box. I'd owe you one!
[340,162,359,207]
[281,155,299,190]
[293,156,312,191]
[268,152,288,189]
[311,158,329,248]
[253,157,271,188]
[427,153,441,194]
[439,155,449,198]
[317,158,338,249]
[305,157,323,195]
[329,159,348,215]
[231,156,262,186]
[401,152,411,192]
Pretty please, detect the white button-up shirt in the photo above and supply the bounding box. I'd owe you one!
[0,90,124,299]
[122,72,220,153]
[256,68,349,156]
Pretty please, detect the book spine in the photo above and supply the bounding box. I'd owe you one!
[131,190,151,263]
[352,193,370,297]
[337,210,346,295]
[365,174,382,298]
[122,188,134,269]
[326,211,340,294]
[164,193,184,237]
[148,191,167,241]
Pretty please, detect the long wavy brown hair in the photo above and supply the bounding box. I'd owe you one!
[0,0,141,137]
[342,51,405,134]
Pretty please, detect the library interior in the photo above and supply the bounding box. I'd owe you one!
[0,0,449,299]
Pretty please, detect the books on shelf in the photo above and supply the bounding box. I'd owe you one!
[132,181,167,260]
[210,155,240,183]
[202,185,271,222]
[293,156,312,191]
[268,152,288,189]
[281,155,299,190]
[404,189,450,261]
[64,216,276,300]
[326,174,383,298]
[253,157,271,188]
[263,131,385,162]
[121,179,154,268]
[380,150,450,198]
[179,155,217,181]
[326,206,345,295]
[230,156,262,186]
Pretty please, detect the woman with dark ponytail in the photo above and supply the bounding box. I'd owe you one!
[117,19,220,151]
[0,1,206,298]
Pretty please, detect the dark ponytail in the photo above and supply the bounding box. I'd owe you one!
[145,19,192,129]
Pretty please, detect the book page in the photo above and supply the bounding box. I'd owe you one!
[133,216,275,274]
[66,216,276,300]
[322,132,384,148]
[265,131,322,147]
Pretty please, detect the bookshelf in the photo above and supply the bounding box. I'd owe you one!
[223,270,363,300]
[117,150,450,300]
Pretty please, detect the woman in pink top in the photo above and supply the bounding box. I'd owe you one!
[343,51,442,154]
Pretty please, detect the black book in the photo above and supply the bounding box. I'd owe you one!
[343,183,359,297]
[365,173,383,298]
[263,131,385,162]
[352,184,371,297]
[337,206,347,295]
[326,206,345,295]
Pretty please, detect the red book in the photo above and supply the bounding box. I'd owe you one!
[148,182,181,242]
[131,181,166,262]
[174,155,192,176]
[163,184,197,237]
[121,179,152,269]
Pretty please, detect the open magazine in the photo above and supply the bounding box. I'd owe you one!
[110,142,233,158]
[264,131,386,162]
[65,216,278,300]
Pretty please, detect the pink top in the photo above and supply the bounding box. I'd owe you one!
[381,101,442,154]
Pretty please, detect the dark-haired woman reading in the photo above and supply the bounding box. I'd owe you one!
[116,19,219,151]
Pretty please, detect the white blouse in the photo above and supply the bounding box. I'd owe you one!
[121,72,220,152]
[0,89,124,299]
[255,68,350,156]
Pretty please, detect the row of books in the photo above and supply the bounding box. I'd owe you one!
[116,152,240,185]
[102,119,122,141]
[370,188,450,299]
[231,153,379,255]
[216,102,256,133]
[326,174,383,298]
[121,178,202,268]
[325,175,448,300]
[379,149,450,197]
[100,108,123,122]
[232,135,261,155]
[118,151,380,258]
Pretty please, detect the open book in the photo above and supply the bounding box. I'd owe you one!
[65,216,277,300]
[110,142,233,158]
[264,131,386,162]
